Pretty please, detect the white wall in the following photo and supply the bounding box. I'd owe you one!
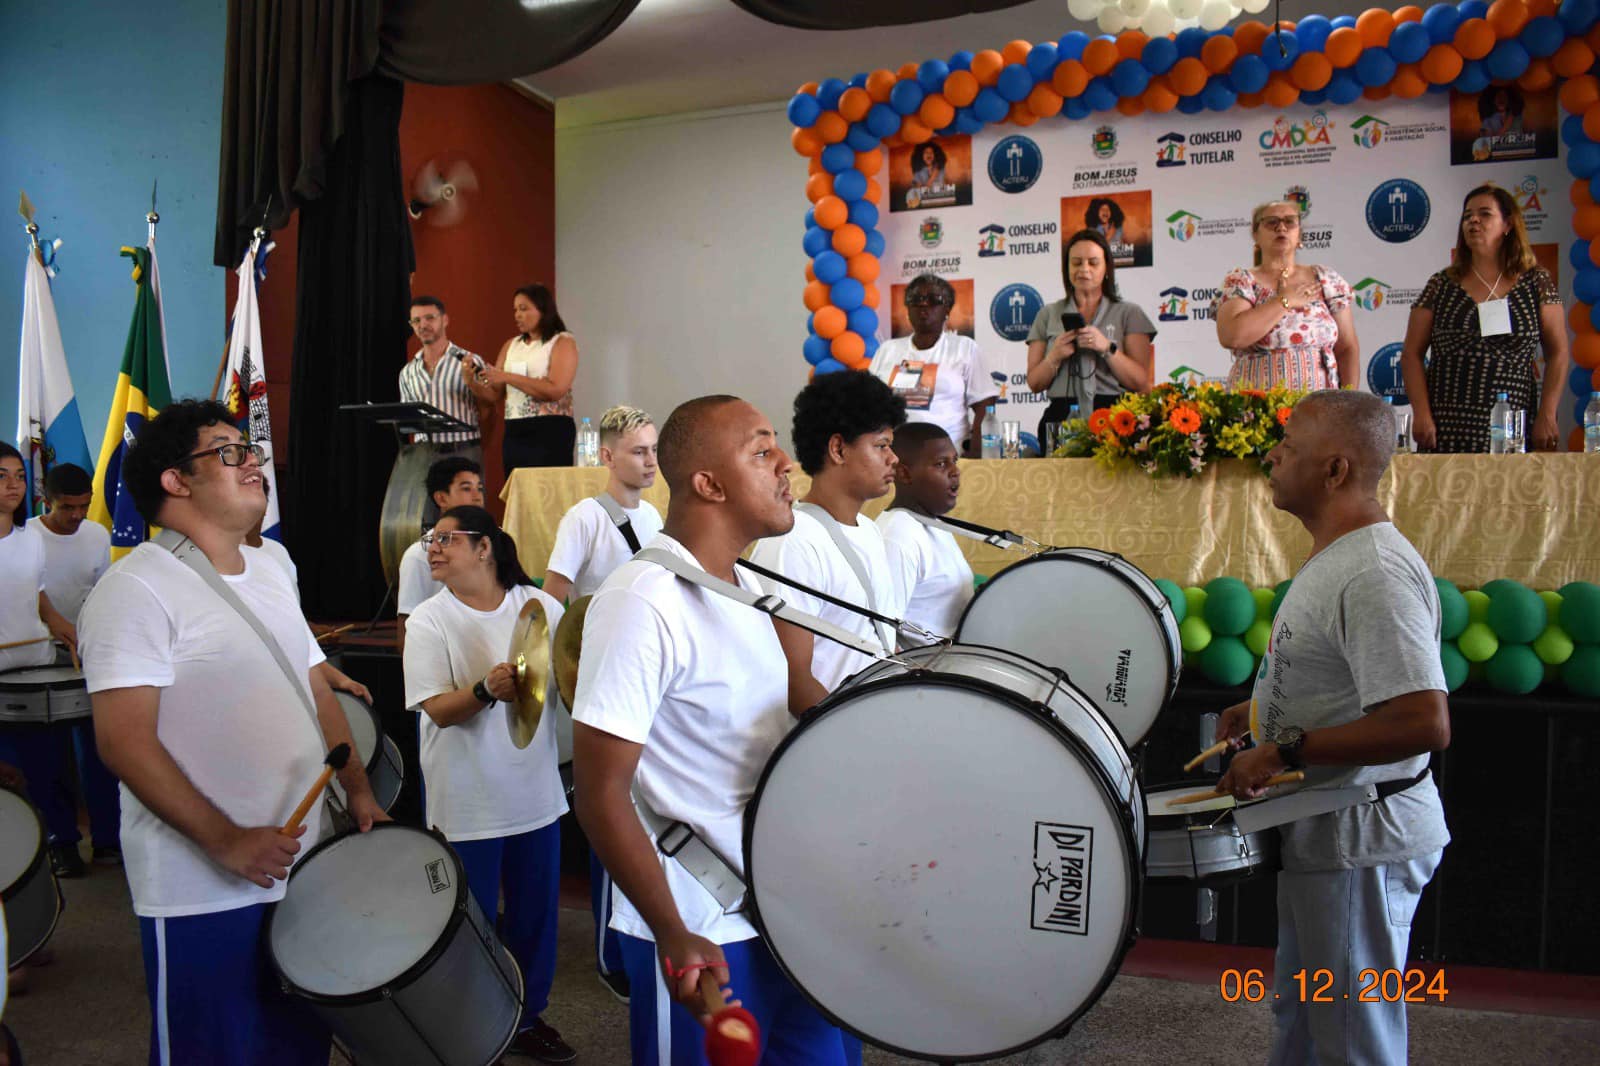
[557,102,811,445]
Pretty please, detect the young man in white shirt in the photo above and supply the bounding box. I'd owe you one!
[751,370,908,712]
[573,395,850,1065]
[78,400,387,1066]
[25,463,120,873]
[875,423,975,639]
[395,456,485,652]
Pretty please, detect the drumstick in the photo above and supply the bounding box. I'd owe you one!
[315,623,354,644]
[281,743,351,833]
[697,969,762,1066]
[1183,738,1234,773]
[66,642,80,672]
[1169,771,1305,806]
[0,637,50,652]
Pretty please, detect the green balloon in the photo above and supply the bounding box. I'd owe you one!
[1439,641,1469,692]
[1203,577,1256,637]
[1245,618,1272,657]
[1201,635,1256,686]
[1154,578,1187,623]
[1480,578,1524,601]
[1485,582,1546,644]
[1435,578,1469,641]
[1557,582,1600,644]
[1462,589,1491,625]
[1183,586,1208,621]
[1486,644,1544,695]
[974,574,990,589]
[1269,579,1293,621]
[1538,590,1563,617]
[1179,615,1214,654]
[1533,625,1575,666]
[1252,587,1276,621]
[1457,621,1499,663]
[1563,644,1600,698]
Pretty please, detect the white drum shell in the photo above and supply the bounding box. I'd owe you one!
[0,789,62,969]
[0,667,91,724]
[1144,785,1276,884]
[329,693,404,813]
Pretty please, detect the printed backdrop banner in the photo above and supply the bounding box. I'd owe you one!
[874,91,1572,439]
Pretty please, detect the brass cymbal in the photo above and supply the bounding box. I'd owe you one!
[378,443,443,588]
[552,595,592,710]
[506,597,551,749]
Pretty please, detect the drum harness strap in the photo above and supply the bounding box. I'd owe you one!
[593,493,643,554]
[1230,766,1433,834]
[895,508,1046,553]
[791,502,898,653]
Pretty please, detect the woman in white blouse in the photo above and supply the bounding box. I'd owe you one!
[481,284,579,470]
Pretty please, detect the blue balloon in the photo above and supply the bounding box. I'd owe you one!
[1300,88,1329,106]
[1423,4,1462,43]
[788,94,822,128]
[814,251,848,284]
[1177,27,1208,58]
[866,103,901,139]
[997,63,1035,102]
[831,278,866,312]
[820,143,855,174]
[889,79,925,116]
[1230,54,1270,94]
[1458,0,1489,19]
[1390,22,1431,63]
[802,226,830,257]
[1572,365,1596,396]
[817,78,847,111]
[848,200,879,229]
[1574,143,1600,180]
[973,87,1009,123]
[1561,0,1600,33]
[1065,96,1092,120]
[1577,269,1600,305]
[918,59,951,93]
[1327,69,1364,104]
[1203,77,1238,111]
[851,73,871,89]
[865,230,886,257]
[845,122,880,152]
[1454,58,1490,93]
[1330,14,1357,29]
[955,108,986,134]
[804,209,816,231]
[833,169,868,202]
[1058,32,1090,60]
[949,50,975,71]
[1261,31,1301,71]
[863,335,880,360]
[1577,396,1593,424]
[1084,77,1118,112]
[1356,47,1397,87]
[1177,93,1206,115]
[1142,36,1179,74]
[1572,239,1592,272]
[1428,81,1452,94]
[1112,59,1151,97]
[1521,16,1565,58]
[804,335,832,366]
[847,306,878,336]
[1026,42,1059,80]
[815,357,848,375]
[1590,300,1600,330]
[1565,114,1590,148]
[1296,15,1333,52]
[1589,173,1600,203]
[1486,39,1531,82]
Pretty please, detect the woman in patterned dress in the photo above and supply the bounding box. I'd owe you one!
[1400,184,1568,453]
[1214,200,1360,390]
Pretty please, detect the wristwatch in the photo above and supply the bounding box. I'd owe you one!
[473,678,494,705]
[1275,726,1307,770]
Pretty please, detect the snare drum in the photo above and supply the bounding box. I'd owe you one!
[1,788,62,969]
[745,643,1143,1061]
[267,824,524,1066]
[1143,783,1276,885]
[956,547,1181,748]
[0,666,91,725]
[329,693,404,813]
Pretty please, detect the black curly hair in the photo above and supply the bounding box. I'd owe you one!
[913,141,948,174]
[123,399,239,526]
[791,371,906,476]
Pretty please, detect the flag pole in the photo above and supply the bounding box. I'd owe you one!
[212,197,274,400]
[18,190,41,265]
[147,179,158,244]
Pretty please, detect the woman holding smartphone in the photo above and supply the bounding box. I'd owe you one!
[1025,229,1157,444]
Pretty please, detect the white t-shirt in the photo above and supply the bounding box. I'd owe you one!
[396,538,440,615]
[403,584,567,841]
[252,536,298,595]
[0,525,53,672]
[27,517,111,626]
[875,509,973,639]
[545,496,664,600]
[749,506,905,693]
[868,332,997,446]
[78,544,329,917]
[573,534,793,945]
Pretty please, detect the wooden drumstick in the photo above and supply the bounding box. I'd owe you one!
[0,637,50,652]
[315,623,354,644]
[281,743,351,833]
[697,969,762,1066]
[1183,738,1233,773]
[1169,771,1305,806]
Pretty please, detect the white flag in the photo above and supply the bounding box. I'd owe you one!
[16,247,92,517]
[223,236,281,539]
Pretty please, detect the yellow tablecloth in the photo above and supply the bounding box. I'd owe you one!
[502,454,1599,589]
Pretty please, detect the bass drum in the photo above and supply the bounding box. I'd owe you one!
[957,547,1181,748]
[379,443,442,590]
[0,788,62,970]
[745,643,1143,1062]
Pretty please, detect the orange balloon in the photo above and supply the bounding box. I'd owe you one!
[899,116,933,143]
[792,128,823,157]
[1394,5,1424,22]
[797,81,820,95]
[803,281,830,312]
[1517,58,1554,91]
[1202,35,1239,74]
[838,87,871,122]
[808,155,825,176]
[866,69,897,103]
[862,283,881,309]
[854,148,883,175]
[1573,332,1600,369]
[1392,63,1428,98]
[1454,18,1496,60]
[1233,21,1271,55]
[1117,31,1149,60]
[944,69,980,107]
[971,49,1006,86]
[1143,78,1180,113]
[1003,39,1033,65]
[847,254,880,283]
[1364,83,1393,101]
[814,306,847,340]
[814,111,848,144]
[831,224,866,257]
[1292,52,1333,91]
[1277,20,1297,31]
[1053,59,1090,97]
[814,195,848,230]
[1357,8,1396,47]
[1560,74,1600,115]
[1571,302,1594,333]
[1116,96,1146,116]
[1588,22,1600,53]
[1570,427,1587,452]
[805,261,816,283]
[1324,26,1364,67]
[805,172,834,203]
[1237,89,1267,108]
[1573,179,1597,209]
[831,332,866,362]
[1009,101,1040,126]
[897,62,920,81]
[863,178,883,204]
[1083,38,1120,76]
[1168,57,1208,97]
[1588,231,1600,264]
[1487,0,1530,38]
[1264,72,1301,107]
[1027,84,1065,117]
[1420,43,1465,84]
[1527,0,1556,17]
[1553,39,1596,78]
[919,93,956,130]
[1594,365,1600,389]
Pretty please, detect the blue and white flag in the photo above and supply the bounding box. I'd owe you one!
[223,236,280,539]
[16,245,92,516]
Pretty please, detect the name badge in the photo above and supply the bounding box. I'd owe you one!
[891,361,937,410]
[1478,298,1513,337]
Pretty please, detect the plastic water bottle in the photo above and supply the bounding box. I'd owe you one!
[576,417,599,467]
[1585,394,1600,453]
[1385,396,1412,453]
[981,405,1001,459]
[1488,393,1522,454]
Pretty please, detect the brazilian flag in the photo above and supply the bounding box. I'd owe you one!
[90,246,173,559]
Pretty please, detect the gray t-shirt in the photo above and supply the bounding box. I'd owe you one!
[1251,522,1450,872]
[1025,296,1157,402]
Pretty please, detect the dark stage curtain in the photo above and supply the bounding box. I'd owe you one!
[286,75,414,619]
[375,0,642,85]
[729,0,1034,29]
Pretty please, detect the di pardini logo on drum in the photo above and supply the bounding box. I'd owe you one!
[989,135,1043,194]
[991,283,1044,342]
[1032,822,1093,935]
[1366,179,1431,243]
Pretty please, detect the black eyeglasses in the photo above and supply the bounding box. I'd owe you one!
[174,442,266,468]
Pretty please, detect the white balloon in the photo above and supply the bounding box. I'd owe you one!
[1239,0,1270,12]
[1120,0,1152,18]
[1069,0,1105,21]
[1141,2,1176,35]
[1098,5,1130,32]
[1200,0,1233,29]
[1170,0,1204,19]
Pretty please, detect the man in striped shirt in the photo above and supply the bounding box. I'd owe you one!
[398,295,496,464]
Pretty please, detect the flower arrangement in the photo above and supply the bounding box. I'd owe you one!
[1053,382,1308,478]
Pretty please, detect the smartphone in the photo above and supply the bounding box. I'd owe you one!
[1060,311,1086,332]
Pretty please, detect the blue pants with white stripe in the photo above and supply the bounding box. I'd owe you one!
[452,820,561,1031]
[0,721,120,847]
[619,933,851,1066]
[138,903,328,1066]
[592,848,625,977]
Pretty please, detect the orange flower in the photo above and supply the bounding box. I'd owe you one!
[1240,388,1268,399]
[1111,409,1138,437]
[1170,405,1202,434]
[1088,408,1112,435]
[1275,406,1294,426]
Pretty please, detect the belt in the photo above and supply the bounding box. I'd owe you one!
[1374,765,1431,800]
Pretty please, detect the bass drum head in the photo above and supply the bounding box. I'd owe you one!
[268,824,463,1000]
[0,789,43,895]
[378,443,440,589]
[957,548,1179,748]
[334,693,379,771]
[746,675,1138,1061]
[0,667,84,690]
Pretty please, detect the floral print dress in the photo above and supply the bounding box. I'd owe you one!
[1221,265,1353,391]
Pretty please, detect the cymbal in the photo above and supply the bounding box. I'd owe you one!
[553,595,592,710]
[378,443,444,588]
[506,597,551,749]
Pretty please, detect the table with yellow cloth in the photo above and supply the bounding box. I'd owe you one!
[502,454,1600,590]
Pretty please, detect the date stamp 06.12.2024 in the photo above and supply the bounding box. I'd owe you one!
[1219,968,1450,1004]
